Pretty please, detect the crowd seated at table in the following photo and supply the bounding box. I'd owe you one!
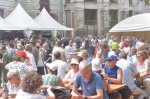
[0,36,150,99]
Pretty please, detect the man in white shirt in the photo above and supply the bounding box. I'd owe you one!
[46,51,69,79]
[64,40,75,63]
[25,44,37,71]
[116,51,147,99]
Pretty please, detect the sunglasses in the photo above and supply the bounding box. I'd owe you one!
[136,56,141,58]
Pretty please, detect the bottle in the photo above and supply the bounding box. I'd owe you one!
[3,83,8,99]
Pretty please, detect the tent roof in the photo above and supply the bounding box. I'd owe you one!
[0,17,23,30]
[109,13,150,33]
[5,4,47,30]
[35,8,73,31]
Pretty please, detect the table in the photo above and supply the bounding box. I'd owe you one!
[107,84,126,93]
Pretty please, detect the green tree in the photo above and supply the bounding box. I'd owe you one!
[139,0,150,3]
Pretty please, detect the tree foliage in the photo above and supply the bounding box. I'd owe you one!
[139,0,150,3]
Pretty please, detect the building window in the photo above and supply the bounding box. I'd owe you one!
[110,10,118,29]
[85,9,97,36]
[65,0,70,4]
[40,0,50,12]
[129,0,132,5]
[110,0,118,3]
[0,9,3,18]
[84,0,97,2]
[129,10,132,17]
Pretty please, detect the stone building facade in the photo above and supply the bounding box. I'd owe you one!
[63,0,147,37]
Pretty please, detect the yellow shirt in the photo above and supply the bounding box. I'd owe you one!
[111,42,118,50]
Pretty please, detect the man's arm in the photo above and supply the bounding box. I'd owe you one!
[86,89,103,99]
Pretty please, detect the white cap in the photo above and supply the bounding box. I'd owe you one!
[46,63,58,71]
[91,58,102,71]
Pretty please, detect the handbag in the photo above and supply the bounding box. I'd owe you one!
[52,86,72,99]
[118,85,132,98]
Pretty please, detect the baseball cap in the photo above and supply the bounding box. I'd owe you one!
[16,50,29,59]
[92,58,102,71]
[46,63,58,71]
[105,55,118,61]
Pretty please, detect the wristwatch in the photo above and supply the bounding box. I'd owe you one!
[84,96,87,99]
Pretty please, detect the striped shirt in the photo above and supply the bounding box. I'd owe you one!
[5,61,33,79]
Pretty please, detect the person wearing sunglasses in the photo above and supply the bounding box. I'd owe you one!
[134,51,150,97]
[63,58,79,88]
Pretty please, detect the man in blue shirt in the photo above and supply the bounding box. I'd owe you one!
[81,50,92,62]
[72,60,109,99]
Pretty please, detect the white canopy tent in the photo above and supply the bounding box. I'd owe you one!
[5,4,49,38]
[108,13,150,41]
[35,8,73,36]
[0,17,23,30]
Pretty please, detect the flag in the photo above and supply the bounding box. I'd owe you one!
[108,15,112,25]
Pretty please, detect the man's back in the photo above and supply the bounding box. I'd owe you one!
[116,59,138,90]
[53,60,69,79]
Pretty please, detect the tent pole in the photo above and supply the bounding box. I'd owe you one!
[144,31,147,39]
[120,32,123,42]
[132,31,135,37]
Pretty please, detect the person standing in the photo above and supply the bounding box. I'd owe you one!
[29,39,39,66]
[0,45,12,87]
[43,43,52,74]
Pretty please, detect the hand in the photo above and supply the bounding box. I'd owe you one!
[72,92,84,99]
[103,74,108,80]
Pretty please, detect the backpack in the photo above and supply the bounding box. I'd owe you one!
[52,86,72,99]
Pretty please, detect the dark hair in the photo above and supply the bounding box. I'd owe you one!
[9,43,14,48]
[54,51,61,59]
[119,51,127,60]
[21,72,42,93]
[115,49,121,56]
[13,54,21,61]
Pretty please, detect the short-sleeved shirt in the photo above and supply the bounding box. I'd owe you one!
[42,75,59,86]
[2,52,12,64]
[16,89,46,99]
[7,82,21,93]
[64,69,79,82]
[74,72,109,99]
[5,61,32,79]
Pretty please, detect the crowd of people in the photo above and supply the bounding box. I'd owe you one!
[0,35,149,99]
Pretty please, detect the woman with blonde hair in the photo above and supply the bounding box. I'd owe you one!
[134,50,150,97]
[0,70,21,98]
